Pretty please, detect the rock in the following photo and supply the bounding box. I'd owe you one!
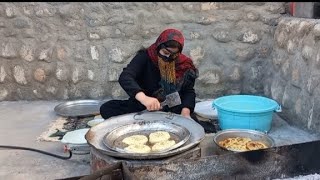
[72,68,80,84]
[313,24,320,37]
[234,47,255,61]
[88,32,101,40]
[257,45,271,58]
[108,68,121,82]
[266,3,285,14]
[90,46,99,60]
[88,70,94,81]
[56,47,67,61]
[38,48,53,62]
[0,66,6,83]
[190,32,201,40]
[5,6,16,18]
[109,47,124,63]
[301,45,313,61]
[237,30,260,44]
[286,40,297,55]
[291,68,301,88]
[307,75,320,95]
[34,68,46,82]
[13,18,30,29]
[197,16,216,25]
[246,12,260,21]
[0,88,8,100]
[276,30,288,48]
[46,86,57,95]
[20,44,35,62]
[201,2,218,11]
[13,66,27,85]
[189,46,204,67]
[198,70,221,84]
[229,66,242,81]
[56,63,69,81]
[212,30,231,43]
[1,41,18,58]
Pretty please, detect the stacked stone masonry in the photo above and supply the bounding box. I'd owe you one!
[0,2,285,101]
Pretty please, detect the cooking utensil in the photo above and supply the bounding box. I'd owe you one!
[87,118,104,127]
[85,111,205,159]
[54,100,105,117]
[160,91,181,108]
[103,120,190,154]
[194,100,217,119]
[61,128,90,154]
[213,129,275,152]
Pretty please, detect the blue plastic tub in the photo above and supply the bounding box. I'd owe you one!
[212,95,282,132]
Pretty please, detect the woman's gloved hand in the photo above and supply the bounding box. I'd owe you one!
[135,92,161,111]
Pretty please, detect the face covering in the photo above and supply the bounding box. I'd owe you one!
[157,44,179,62]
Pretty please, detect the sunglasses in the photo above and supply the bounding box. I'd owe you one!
[159,44,180,59]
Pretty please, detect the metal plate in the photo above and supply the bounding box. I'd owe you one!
[54,100,104,117]
[213,129,275,152]
[103,121,190,154]
[85,111,205,159]
[194,100,218,119]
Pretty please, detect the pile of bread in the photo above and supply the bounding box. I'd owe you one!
[122,131,176,153]
[218,137,268,152]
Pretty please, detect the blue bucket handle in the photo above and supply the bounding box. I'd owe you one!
[275,104,282,112]
[211,102,216,110]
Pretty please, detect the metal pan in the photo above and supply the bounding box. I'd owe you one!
[213,129,275,152]
[54,99,105,117]
[103,120,190,154]
[85,111,206,159]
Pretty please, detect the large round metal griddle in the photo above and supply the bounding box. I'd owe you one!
[103,120,191,154]
[54,100,104,117]
[85,111,205,159]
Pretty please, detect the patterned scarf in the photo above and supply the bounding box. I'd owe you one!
[146,29,197,96]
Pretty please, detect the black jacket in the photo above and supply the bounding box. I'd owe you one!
[118,50,197,113]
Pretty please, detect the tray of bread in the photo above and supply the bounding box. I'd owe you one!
[103,120,191,154]
[213,129,275,152]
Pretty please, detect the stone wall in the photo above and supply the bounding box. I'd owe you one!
[0,2,285,101]
[266,17,320,132]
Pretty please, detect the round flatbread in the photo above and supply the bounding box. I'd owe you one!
[149,131,171,144]
[218,137,252,152]
[122,135,148,145]
[246,141,268,151]
[124,144,151,153]
[152,140,176,152]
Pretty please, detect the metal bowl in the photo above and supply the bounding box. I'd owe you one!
[213,129,275,152]
[103,120,191,154]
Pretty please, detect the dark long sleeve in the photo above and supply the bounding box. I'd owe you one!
[179,69,198,113]
[118,52,147,98]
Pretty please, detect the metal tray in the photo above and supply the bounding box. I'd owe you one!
[213,129,275,152]
[85,111,205,159]
[54,99,104,117]
[103,120,191,154]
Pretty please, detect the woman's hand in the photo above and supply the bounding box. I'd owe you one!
[135,92,161,111]
[181,108,191,119]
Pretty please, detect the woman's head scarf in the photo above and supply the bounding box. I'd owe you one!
[146,29,198,97]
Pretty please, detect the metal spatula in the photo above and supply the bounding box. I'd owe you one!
[160,91,182,108]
